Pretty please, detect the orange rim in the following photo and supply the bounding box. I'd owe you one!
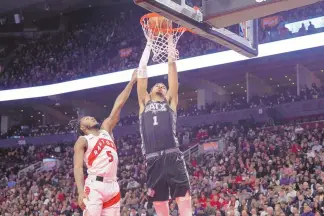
[140,13,187,34]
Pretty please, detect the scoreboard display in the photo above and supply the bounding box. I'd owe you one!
[203,0,277,18]
[202,0,317,28]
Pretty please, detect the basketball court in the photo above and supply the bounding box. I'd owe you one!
[135,0,321,58]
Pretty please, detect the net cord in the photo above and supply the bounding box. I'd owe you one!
[141,15,186,63]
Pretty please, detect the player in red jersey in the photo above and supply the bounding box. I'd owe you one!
[73,70,137,216]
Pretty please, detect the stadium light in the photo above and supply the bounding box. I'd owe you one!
[0,32,324,102]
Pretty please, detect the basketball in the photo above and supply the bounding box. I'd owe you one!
[148,16,169,36]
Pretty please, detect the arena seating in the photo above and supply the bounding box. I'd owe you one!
[0,2,324,89]
[1,82,323,139]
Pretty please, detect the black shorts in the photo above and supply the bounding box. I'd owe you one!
[146,150,190,202]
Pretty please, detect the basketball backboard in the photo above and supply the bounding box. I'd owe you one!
[134,0,321,58]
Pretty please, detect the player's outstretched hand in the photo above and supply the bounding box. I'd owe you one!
[131,69,138,83]
[78,191,89,210]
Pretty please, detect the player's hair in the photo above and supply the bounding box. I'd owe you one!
[69,119,85,137]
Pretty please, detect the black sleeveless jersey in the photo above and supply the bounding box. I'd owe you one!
[139,99,179,155]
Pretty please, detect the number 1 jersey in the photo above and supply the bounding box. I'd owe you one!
[83,130,118,180]
[139,100,179,155]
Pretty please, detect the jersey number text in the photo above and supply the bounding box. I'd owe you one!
[153,116,159,126]
[106,151,114,162]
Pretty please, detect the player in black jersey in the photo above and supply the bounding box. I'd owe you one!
[136,38,192,216]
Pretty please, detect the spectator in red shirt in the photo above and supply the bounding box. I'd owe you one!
[193,167,203,178]
[291,143,302,153]
[70,198,79,211]
[235,175,243,184]
[191,158,197,167]
[199,193,207,208]
[196,129,208,141]
[248,175,256,188]
[218,194,229,209]
[56,190,65,202]
[210,194,221,210]
[210,189,218,200]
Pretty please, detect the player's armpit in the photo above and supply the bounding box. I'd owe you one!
[138,91,150,115]
[73,137,87,195]
[101,70,137,133]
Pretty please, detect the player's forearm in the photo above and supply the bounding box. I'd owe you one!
[167,61,179,96]
[138,41,152,79]
[168,35,176,63]
[139,41,152,73]
[74,167,85,194]
[168,61,177,72]
[114,80,135,108]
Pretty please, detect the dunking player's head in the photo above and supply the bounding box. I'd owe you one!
[76,116,100,136]
[150,83,167,100]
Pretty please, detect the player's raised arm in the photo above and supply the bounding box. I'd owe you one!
[137,40,152,114]
[73,136,87,209]
[101,70,137,135]
[166,36,179,110]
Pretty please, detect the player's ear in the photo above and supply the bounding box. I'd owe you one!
[80,124,85,131]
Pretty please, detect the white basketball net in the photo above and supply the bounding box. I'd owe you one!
[141,15,186,63]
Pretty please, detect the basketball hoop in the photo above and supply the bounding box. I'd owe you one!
[140,13,187,63]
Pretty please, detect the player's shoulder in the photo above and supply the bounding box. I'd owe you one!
[74,136,87,149]
[99,129,110,136]
[82,133,95,142]
[76,136,87,142]
[99,129,114,140]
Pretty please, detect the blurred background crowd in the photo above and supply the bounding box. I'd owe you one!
[0,2,324,89]
[2,119,324,216]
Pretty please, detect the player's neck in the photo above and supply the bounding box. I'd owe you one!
[88,129,100,136]
[150,95,164,102]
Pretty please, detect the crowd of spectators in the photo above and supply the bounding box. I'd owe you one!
[188,121,324,216]
[1,2,324,89]
[1,82,324,139]
[179,83,324,117]
[1,115,324,215]
[216,84,324,114]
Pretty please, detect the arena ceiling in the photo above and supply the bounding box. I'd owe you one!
[0,0,129,18]
[1,0,79,13]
